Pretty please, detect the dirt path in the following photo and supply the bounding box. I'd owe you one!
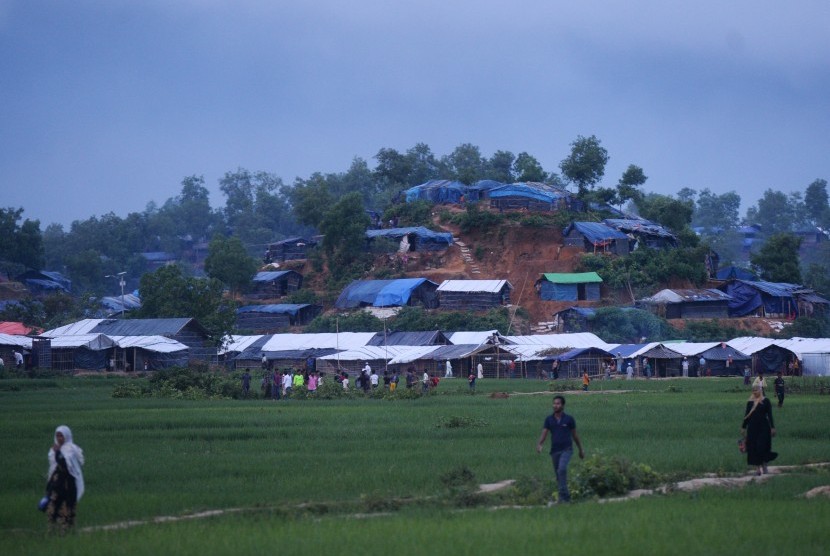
[79,462,830,533]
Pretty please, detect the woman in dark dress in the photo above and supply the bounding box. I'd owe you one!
[741,385,777,476]
[46,425,85,533]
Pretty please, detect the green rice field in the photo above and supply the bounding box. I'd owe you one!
[2,376,829,555]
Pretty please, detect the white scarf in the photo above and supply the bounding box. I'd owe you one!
[48,425,85,501]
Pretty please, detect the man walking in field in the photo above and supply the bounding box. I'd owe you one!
[537,395,584,504]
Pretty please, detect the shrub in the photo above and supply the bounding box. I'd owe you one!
[435,415,489,429]
[452,203,504,233]
[571,454,662,499]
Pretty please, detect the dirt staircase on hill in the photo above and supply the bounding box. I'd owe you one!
[452,237,482,275]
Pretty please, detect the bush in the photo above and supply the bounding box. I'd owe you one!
[383,200,434,227]
[571,454,662,499]
[435,415,489,429]
[452,203,504,234]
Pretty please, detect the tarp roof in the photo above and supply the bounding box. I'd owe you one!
[563,222,630,243]
[219,335,265,355]
[0,333,33,348]
[668,342,721,357]
[0,321,41,335]
[317,346,419,362]
[259,332,376,351]
[541,272,602,284]
[335,279,437,309]
[253,271,298,283]
[603,218,677,239]
[101,294,142,312]
[553,307,596,317]
[555,346,614,361]
[367,330,448,346]
[488,182,566,203]
[446,330,505,345]
[503,333,613,351]
[726,337,778,356]
[716,266,757,281]
[697,343,750,361]
[639,344,685,359]
[733,280,801,297]
[468,180,504,191]
[236,304,312,316]
[269,236,316,247]
[437,280,512,293]
[365,227,453,246]
[109,335,188,353]
[423,344,490,361]
[640,289,731,304]
[48,334,115,350]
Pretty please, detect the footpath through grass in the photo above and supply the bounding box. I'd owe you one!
[2,376,829,554]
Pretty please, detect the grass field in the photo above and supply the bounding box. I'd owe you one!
[2,376,829,555]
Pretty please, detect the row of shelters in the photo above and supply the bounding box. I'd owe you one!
[6,317,829,376]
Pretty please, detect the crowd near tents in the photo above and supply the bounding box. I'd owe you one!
[2,317,827,377]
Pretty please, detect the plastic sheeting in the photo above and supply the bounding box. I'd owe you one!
[404,180,467,204]
[563,222,630,243]
[487,182,564,204]
[335,279,437,309]
[365,227,453,251]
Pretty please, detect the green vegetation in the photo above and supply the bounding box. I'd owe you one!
[305,306,515,335]
[2,377,830,554]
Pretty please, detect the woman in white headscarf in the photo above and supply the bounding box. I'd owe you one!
[46,425,85,532]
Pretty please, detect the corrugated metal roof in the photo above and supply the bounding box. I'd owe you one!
[0,333,33,348]
[437,280,513,293]
[542,272,602,284]
[90,318,200,336]
[44,319,106,336]
[641,288,731,304]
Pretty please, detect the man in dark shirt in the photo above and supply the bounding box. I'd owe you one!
[536,395,585,503]
[774,371,785,408]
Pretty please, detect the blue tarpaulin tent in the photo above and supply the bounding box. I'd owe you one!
[335,279,439,309]
[715,266,757,281]
[404,180,467,204]
[488,182,565,205]
[720,280,799,317]
[365,227,453,251]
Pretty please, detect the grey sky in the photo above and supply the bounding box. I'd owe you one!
[2,0,828,228]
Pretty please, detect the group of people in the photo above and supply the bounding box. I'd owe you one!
[0,349,26,371]
[241,367,321,399]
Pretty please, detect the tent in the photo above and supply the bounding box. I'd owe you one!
[719,280,800,317]
[562,222,631,255]
[404,180,467,204]
[551,307,596,333]
[537,272,602,301]
[715,266,757,281]
[264,237,317,263]
[695,343,751,376]
[488,182,569,211]
[250,270,303,298]
[365,227,453,252]
[335,279,439,309]
[603,218,678,249]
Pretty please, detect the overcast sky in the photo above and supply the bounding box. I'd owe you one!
[2,1,828,228]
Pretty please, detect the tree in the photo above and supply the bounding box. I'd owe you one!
[373,148,413,189]
[616,165,647,210]
[288,173,334,229]
[0,207,45,272]
[486,150,515,183]
[204,235,259,296]
[443,143,486,184]
[634,193,694,233]
[405,143,441,185]
[320,193,371,279]
[744,189,802,235]
[513,152,548,183]
[137,265,235,341]
[693,188,741,231]
[559,135,609,197]
[804,178,829,226]
[803,262,830,297]
[589,307,676,344]
[750,233,802,283]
